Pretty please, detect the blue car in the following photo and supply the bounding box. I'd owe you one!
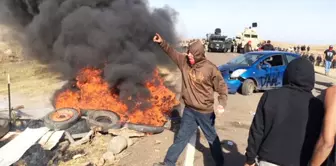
[218,51,300,95]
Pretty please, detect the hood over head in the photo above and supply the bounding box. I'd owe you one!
[283,57,315,91]
[188,40,206,63]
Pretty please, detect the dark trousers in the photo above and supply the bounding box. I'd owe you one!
[163,107,224,166]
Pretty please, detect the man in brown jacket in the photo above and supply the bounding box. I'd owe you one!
[152,33,228,166]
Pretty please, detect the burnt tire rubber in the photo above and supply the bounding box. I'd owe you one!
[43,108,80,131]
[126,123,165,134]
[241,79,256,96]
[85,110,121,132]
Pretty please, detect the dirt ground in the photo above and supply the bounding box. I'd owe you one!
[0,52,335,166]
[117,52,336,166]
[0,61,64,118]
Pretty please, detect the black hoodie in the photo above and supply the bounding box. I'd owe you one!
[261,43,275,51]
[245,57,324,166]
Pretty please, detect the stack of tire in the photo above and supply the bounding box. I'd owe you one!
[43,108,165,134]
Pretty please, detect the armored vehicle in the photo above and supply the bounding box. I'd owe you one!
[234,23,261,52]
[207,34,228,52]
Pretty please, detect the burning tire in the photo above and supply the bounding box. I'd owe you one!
[125,123,165,134]
[43,108,80,130]
[85,110,122,132]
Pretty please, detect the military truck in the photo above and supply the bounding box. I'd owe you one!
[234,23,261,53]
[207,34,226,52]
[207,28,234,52]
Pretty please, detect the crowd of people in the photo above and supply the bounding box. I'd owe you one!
[153,34,336,166]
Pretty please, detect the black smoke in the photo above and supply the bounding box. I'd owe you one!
[2,0,179,110]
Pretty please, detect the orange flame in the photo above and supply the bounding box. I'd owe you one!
[55,67,179,126]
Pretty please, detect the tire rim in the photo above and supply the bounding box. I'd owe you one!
[248,82,255,94]
[49,109,74,122]
[95,116,112,124]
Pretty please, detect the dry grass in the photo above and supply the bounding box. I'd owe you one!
[58,134,115,166]
[0,60,63,96]
[0,25,64,96]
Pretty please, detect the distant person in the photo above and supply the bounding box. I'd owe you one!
[152,33,228,166]
[259,41,266,51]
[297,45,301,52]
[323,45,336,76]
[294,46,297,52]
[310,86,336,166]
[244,41,252,53]
[316,54,322,66]
[301,45,306,52]
[237,43,243,53]
[307,45,311,52]
[309,54,315,65]
[244,57,324,166]
[332,59,336,69]
[261,40,275,51]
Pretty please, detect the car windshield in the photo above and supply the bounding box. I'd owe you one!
[227,53,263,66]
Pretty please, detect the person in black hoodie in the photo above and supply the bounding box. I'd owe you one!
[261,40,275,51]
[244,57,324,166]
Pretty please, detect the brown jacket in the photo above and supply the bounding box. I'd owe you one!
[244,43,252,53]
[159,40,228,113]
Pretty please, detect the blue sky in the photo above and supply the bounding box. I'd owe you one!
[148,0,336,45]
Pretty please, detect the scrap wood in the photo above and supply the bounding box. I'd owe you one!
[70,130,94,147]
[38,130,64,150]
[71,132,90,139]
[0,131,20,141]
[72,153,87,159]
[0,105,24,112]
[12,105,24,110]
[0,127,50,166]
[64,132,91,142]
[64,131,74,144]
[108,127,145,138]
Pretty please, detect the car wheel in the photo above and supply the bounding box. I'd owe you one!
[86,110,122,132]
[43,108,80,130]
[241,79,255,96]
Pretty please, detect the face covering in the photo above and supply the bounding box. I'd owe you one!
[187,50,195,65]
[188,56,195,65]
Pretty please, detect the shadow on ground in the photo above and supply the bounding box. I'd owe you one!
[195,130,244,166]
[315,81,333,88]
[167,106,244,166]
